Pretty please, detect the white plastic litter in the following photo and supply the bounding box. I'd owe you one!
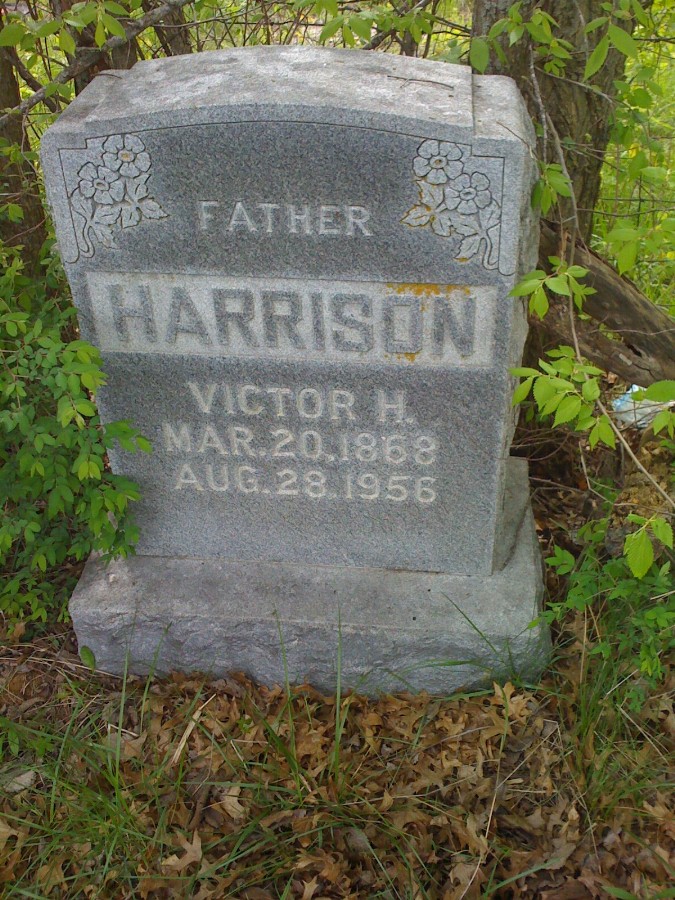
[612,384,672,428]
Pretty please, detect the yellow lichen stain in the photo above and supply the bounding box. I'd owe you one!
[386,282,473,298]
[389,352,420,364]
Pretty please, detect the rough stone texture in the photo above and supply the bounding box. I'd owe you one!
[71,462,547,695]
[42,46,546,691]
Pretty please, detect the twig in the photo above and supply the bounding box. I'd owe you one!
[528,46,547,155]
[1,48,58,113]
[0,0,195,126]
[578,443,609,504]
[546,110,579,256]
[363,0,435,51]
[596,398,675,511]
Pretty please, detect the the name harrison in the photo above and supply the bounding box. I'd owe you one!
[87,274,496,367]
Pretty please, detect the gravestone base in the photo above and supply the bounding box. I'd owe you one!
[70,463,547,695]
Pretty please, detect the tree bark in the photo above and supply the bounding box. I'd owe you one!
[143,0,192,56]
[472,0,635,242]
[0,41,46,274]
[538,223,675,385]
[472,0,673,386]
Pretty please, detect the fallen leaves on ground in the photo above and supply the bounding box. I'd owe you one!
[0,629,672,898]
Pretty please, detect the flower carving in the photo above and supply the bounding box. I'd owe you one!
[68,133,167,258]
[77,164,124,205]
[402,139,502,269]
[413,140,464,185]
[102,134,151,179]
[444,172,492,215]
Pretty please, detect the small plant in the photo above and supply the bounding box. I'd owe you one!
[545,516,674,686]
[511,346,616,448]
[0,241,149,623]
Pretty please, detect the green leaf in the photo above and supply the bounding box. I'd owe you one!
[546,275,571,295]
[596,416,616,448]
[94,17,106,46]
[488,19,508,39]
[545,546,576,574]
[642,380,675,403]
[510,277,544,297]
[553,394,582,426]
[624,529,654,579]
[102,13,126,38]
[0,23,26,46]
[35,20,62,38]
[584,35,609,80]
[585,16,608,33]
[470,37,490,73]
[105,0,129,13]
[616,241,637,274]
[640,166,667,184]
[75,399,97,416]
[530,287,549,318]
[79,645,97,670]
[532,377,557,408]
[582,379,600,402]
[608,23,638,58]
[651,409,674,436]
[512,378,533,405]
[59,27,76,55]
[348,15,372,42]
[651,518,673,549]
[630,0,649,26]
[319,16,343,41]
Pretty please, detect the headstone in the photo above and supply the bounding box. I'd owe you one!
[42,46,548,693]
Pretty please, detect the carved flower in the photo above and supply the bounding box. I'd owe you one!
[413,140,464,185]
[77,163,124,205]
[102,134,151,179]
[444,172,492,215]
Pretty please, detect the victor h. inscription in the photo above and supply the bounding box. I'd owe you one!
[161,382,438,505]
[88,274,497,367]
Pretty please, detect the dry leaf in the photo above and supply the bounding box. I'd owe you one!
[36,859,66,896]
[2,769,37,795]
[161,831,202,873]
[217,785,246,820]
[0,819,18,855]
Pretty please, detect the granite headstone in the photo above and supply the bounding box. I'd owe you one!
[42,46,548,693]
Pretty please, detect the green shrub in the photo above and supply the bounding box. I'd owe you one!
[0,241,149,623]
[545,516,674,690]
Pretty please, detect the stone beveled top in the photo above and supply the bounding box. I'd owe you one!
[42,46,529,148]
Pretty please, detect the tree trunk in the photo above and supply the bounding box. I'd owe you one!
[471,0,674,386]
[533,224,675,385]
[143,0,192,56]
[48,0,141,94]
[472,0,634,242]
[0,43,46,274]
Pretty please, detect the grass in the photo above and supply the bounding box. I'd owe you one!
[1,610,673,898]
